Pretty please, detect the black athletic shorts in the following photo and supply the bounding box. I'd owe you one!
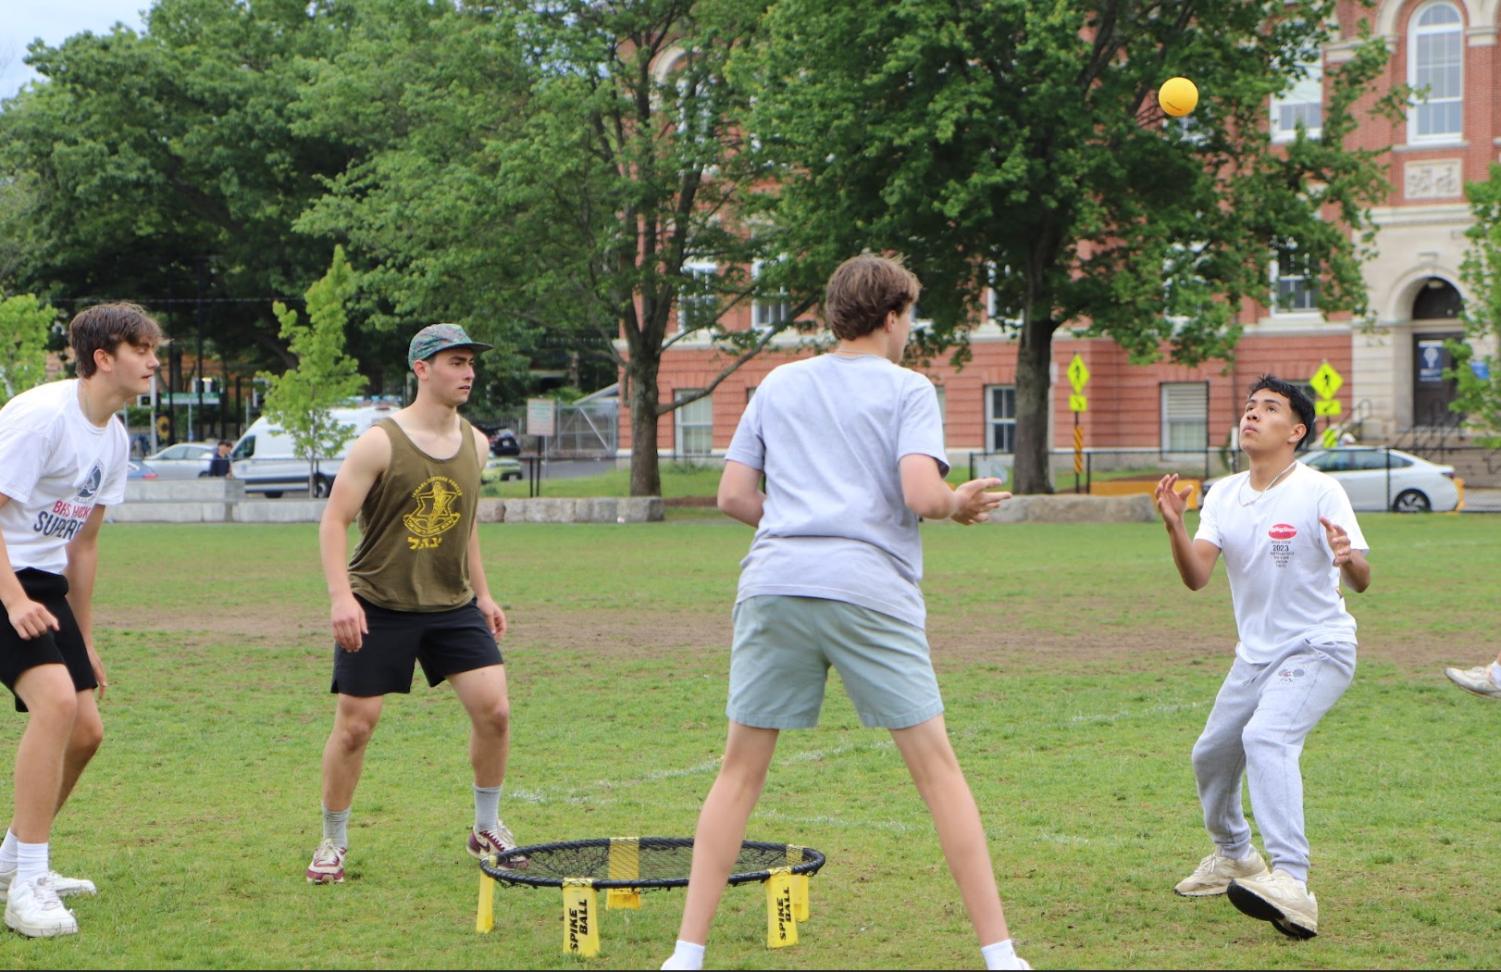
[331,595,503,697]
[0,569,97,713]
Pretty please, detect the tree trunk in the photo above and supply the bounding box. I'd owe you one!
[1012,317,1056,494]
[628,355,662,497]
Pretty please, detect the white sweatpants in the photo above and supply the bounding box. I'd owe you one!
[1190,640,1356,883]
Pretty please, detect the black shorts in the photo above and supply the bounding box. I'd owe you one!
[331,596,503,697]
[0,569,98,713]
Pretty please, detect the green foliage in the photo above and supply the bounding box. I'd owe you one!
[0,293,56,404]
[258,247,366,486]
[740,0,1400,491]
[1451,164,1501,444]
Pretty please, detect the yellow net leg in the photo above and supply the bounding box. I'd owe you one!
[766,868,798,949]
[475,871,495,934]
[606,838,641,910]
[563,879,601,957]
[786,846,809,923]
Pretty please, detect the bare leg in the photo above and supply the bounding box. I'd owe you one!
[11,666,77,843]
[321,694,384,813]
[675,722,779,945]
[448,665,510,788]
[890,714,1011,945]
[55,690,104,813]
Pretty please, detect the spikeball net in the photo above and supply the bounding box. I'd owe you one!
[475,836,826,956]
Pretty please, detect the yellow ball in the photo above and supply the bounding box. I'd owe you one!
[1158,76,1198,117]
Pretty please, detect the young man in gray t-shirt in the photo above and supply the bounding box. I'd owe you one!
[660,255,1029,972]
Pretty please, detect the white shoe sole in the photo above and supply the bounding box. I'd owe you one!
[5,909,78,937]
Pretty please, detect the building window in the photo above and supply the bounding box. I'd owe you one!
[751,259,791,330]
[985,385,1016,453]
[1408,2,1463,143]
[1272,59,1322,142]
[1161,382,1209,452]
[679,260,718,330]
[674,389,713,456]
[1272,240,1316,314]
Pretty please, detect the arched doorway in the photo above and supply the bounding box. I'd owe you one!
[1411,277,1464,427]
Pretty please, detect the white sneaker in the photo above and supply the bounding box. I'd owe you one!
[1173,847,1269,896]
[4,875,78,937]
[1228,867,1318,938]
[0,867,97,903]
[1444,664,1501,700]
[306,838,347,884]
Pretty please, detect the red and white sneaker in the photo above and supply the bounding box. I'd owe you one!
[306,838,347,884]
[467,822,528,868]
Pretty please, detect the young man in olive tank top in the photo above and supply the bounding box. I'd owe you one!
[306,324,522,884]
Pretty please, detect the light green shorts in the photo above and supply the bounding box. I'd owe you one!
[726,595,944,730]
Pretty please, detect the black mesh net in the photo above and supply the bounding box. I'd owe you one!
[478,836,825,889]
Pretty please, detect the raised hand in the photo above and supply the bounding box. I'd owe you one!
[951,477,1010,525]
[1319,516,1353,566]
[1154,473,1194,527]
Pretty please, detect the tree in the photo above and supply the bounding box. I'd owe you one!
[259,246,366,495]
[744,0,1401,491]
[298,0,809,496]
[0,293,54,405]
[1450,164,1501,445]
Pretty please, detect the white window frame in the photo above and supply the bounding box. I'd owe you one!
[750,258,791,330]
[1271,58,1323,143]
[678,260,718,331]
[674,388,714,456]
[1271,239,1317,315]
[1407,1,1464,144]
[1160,382,1209,454]
[984,385,1017,454]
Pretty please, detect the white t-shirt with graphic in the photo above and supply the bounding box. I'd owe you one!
[0,380,129,575]
[1195,462,1368,665]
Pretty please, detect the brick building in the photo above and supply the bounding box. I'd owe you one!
[626,0,1497,471]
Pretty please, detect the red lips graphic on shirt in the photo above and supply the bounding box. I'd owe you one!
[1268,523,1297,541]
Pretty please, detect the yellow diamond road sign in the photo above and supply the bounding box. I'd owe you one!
[1310,362,1343,400]
[1069,394,1087,412]
[1067,354,1091,394]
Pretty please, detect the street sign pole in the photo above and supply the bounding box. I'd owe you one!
[1067,354,1090,494]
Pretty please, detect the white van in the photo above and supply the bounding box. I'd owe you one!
[230,403,398,498]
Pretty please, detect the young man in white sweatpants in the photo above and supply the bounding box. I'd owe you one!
[1154,375,1371,939]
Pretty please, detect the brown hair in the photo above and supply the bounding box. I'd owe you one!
[69,302,164,378]
[823,254,921,341]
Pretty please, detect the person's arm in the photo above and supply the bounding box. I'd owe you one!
[1319,516,1371,593]
[1154,473,1219,590]
[63,505,109,699]
[898,455,1007,524]
[718,460,765,527]
[319,427,390,652]
[0,494,60,640]
[467,425,506,638]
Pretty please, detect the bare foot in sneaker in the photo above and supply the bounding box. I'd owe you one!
[306,838,346,884]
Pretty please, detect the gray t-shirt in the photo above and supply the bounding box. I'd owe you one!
[725,353,949,628]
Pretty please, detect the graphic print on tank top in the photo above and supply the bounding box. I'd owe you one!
[403,475,464,550]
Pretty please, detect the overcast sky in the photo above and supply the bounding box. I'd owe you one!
[1,1,148,101]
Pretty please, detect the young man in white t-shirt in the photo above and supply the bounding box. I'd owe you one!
[1154,376,1371,939]
[0,303,161,937]
[660,255,1028,972]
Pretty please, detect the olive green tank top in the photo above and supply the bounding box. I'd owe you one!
[347,417,482,612]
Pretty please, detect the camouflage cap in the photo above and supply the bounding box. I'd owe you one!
[407,323,494,367]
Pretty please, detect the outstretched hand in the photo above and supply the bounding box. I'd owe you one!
[1154,473,1194,527]
[1319,516,1354,566]
[951,477,1010,525]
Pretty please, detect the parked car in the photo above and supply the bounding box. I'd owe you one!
[482,456,524,483]
[488,427,521,457]
[1204,447,1459,513]
[126,460,159,480]
[143,441,218,479]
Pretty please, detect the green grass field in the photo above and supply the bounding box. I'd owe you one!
[1,515,1498,968]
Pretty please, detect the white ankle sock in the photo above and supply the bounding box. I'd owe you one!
[0,829,17,869]
[16,840,47,886]
[661,939,705,970]
[473,784,502,833]
[1488,661,1501,687]
[982,939,1024,970]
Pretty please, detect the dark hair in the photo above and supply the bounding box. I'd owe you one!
[1247,374,1317,450]
[69,302,164,378]
[823,254,921,341]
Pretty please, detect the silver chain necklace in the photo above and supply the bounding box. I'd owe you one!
[1238,459,1299,507]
